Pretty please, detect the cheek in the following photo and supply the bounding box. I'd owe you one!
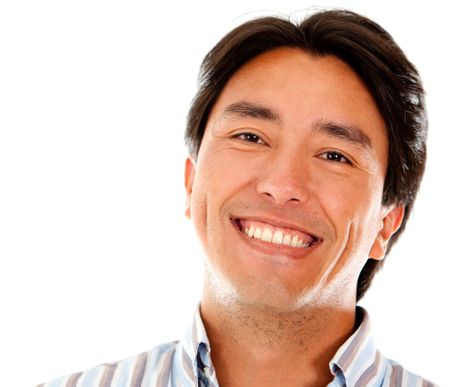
[189,150,246,238]
[201,148,258,199]
[313,173,384,241]
[215,147,260,179]
[313,175,361,220]
[190,182,207,242]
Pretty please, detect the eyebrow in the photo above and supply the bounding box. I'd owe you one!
[222,101,281,123]
[221,101,373,150]
[313,119,373,149]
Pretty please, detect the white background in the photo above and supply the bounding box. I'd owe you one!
[0,1,448,386]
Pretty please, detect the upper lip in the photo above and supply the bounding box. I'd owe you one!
[231,214,322,242]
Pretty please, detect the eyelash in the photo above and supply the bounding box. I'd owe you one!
[319,151,352,165]
[233,132,352,165]
[233,132,265,144]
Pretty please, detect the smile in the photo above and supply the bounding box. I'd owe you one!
[233,218,320,249]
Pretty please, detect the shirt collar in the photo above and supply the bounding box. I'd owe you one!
[181,303,218,384]
[329,306,385,385]
[182,304,383,386]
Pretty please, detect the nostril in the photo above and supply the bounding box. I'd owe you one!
[261,192,274,200]
[257,178,309,205]
[261,191,301,204]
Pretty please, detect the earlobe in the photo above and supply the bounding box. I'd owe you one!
[369,206,405,260]
[184,157,196,218]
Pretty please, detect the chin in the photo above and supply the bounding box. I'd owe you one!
[230,283,319,313]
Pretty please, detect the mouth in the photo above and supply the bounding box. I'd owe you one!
[231,217,321,249]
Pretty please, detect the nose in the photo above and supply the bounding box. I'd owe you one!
[256,148,310,206]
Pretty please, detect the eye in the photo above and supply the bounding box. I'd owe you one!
[320,151,351,164]
[233,132,265,145]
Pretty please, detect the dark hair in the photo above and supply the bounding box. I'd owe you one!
[184,9,427,301]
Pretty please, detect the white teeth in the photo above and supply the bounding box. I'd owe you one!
[242,223,311,248]
[261,228,272,242]
[297,240,308,248]
[290,235,298,248]
[272,230,283,244]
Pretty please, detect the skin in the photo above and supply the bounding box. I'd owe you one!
[184,47,404,387]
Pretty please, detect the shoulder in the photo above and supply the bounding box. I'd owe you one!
[37,341,180,387]
[381,358,439,387]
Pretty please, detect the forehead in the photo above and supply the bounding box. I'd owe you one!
[207,47,388,154]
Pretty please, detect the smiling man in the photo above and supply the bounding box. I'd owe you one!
[40,8,436,387]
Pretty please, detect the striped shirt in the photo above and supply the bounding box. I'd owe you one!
[39,305,438,387]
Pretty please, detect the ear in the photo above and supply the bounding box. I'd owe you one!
[184,156,196,218]
[369,205,405,260]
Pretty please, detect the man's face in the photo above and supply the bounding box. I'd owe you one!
[185,47,403,311]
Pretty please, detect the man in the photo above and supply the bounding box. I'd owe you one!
[40,8,436,387]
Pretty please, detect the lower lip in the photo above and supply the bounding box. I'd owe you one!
[231,219,320,260]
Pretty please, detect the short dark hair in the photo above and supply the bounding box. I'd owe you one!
[184,9,427,301]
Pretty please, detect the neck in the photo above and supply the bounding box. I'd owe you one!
[200,290,356,387]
